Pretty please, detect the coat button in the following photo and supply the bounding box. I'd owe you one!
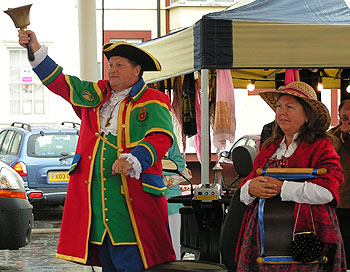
[95,132,99,137]
[105,218,109,222]
[105,208,108,211]
[104,197,107,201]
[130,198,133,202]
[104,188,107,191]
[119,148,123,152]
[88,156,92,160]
[84,180,88,184]
[103,178,106,181]
[103,168,106,171]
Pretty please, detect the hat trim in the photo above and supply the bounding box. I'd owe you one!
[103,42,161,71]
[284,87,312,99]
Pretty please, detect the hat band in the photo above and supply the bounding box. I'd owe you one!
[284,87,312,99]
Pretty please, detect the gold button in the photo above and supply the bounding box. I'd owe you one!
[105,208,108,211]
[103,178,106,181]
[105,218,109,222]
[103,148,107,151]
[104,197,107,201]
[161,192,165,196]
[84,180,88,184]
[102,157,106,161]
[121,124,125,128]
[104,188,107,191]
[88,156,92,160]
[130,198,133,202]
[118,148,123,152]
[95,132,99,137]
[93,109,96,112]
[103,168,106,171]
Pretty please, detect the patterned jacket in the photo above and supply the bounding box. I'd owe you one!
[32,55,176,268]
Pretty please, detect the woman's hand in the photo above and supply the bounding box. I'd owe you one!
[112,157,132,176]
[248,176,282,198]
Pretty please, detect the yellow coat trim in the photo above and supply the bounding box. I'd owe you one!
[42,65,61,84]
[56,253,86,264]
[142,183,167,191]
[138,143,155,165]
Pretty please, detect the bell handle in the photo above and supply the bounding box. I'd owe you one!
[26,43,34,61]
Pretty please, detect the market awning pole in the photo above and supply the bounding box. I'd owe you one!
[201,69,210,184]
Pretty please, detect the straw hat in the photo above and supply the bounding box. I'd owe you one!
[103,42,161,71]
[259,81,330,131]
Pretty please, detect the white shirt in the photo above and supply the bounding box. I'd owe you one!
[240,133,334,205]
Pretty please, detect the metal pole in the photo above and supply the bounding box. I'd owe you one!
[157,0,161,37]
[200,69,210,184]
[78,0,98,81]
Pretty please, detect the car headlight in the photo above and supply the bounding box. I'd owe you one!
[0,167,25,191]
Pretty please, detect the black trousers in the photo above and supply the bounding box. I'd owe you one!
[336,208,350,269]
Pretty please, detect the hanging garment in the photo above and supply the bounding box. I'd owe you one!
[213,69,236,150]
[182,73,197,137]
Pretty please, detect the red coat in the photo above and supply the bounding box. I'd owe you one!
[33,56,176,268]
[240,137,343,245]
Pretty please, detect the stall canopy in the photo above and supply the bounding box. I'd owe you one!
[140,0,350,89]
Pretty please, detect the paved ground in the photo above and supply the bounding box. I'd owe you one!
[0,207,100,272]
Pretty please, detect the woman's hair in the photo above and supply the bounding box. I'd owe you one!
[263,94,332,147]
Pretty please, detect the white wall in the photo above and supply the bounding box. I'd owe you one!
[0,0,80,126]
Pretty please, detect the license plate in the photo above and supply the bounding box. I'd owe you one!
[48,171,70,182]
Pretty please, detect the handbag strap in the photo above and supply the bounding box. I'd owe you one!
[293,203,316,234]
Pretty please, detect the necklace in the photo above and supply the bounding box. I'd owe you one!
[104,101,120,127]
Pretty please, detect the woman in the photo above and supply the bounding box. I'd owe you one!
[235,81,346,271]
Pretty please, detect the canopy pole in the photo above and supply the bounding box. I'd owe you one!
[200,69,210,184]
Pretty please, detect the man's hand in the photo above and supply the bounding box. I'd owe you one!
[18,29,41,53]
[248,176,282,199]
[112,157,132,176]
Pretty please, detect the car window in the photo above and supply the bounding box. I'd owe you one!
[27,133,78,157]
[9,133,22,155]
[1,130,15,155]
[0,131,7,153]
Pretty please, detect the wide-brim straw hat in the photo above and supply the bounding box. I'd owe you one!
[259,81,331,131]
[103,42,161,71]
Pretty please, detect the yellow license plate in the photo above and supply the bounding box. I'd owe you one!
[49,171,70,182]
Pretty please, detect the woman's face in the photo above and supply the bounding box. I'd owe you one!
[276,95,307,137]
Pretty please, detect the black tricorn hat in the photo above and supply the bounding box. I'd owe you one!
[103,42,161,71]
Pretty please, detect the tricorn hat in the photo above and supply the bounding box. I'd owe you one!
[259,81,331,131]
[103,42,161,71]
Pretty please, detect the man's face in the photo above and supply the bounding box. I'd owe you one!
[108,56,141,91]
[339,101,350,132]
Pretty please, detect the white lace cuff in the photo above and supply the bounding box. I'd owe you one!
[119,153,142,179]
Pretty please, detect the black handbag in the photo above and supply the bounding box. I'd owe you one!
[290,204,323,263]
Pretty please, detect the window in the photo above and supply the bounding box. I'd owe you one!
[1,131,15,155]
[28,133,79,158]
[9,48,46,115]
[9,133,22,155]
